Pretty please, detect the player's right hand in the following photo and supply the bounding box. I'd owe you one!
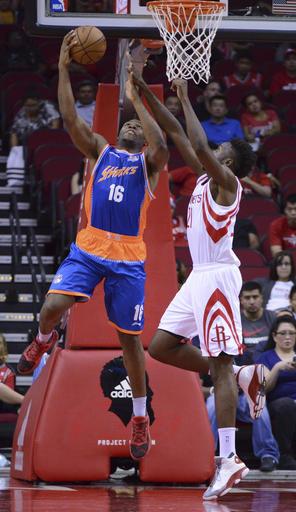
[58,30,78,69]
[171,78,188,100]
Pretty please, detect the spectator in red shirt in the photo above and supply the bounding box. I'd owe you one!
[0,334,15,390]
[269,194,296,257]
[169,166,196,197]
[241,93,281,152]
[223,52,262,89]
[270,48,296,98]
[241,166,272,198]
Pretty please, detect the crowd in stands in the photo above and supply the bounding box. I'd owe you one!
[1,9,296,472]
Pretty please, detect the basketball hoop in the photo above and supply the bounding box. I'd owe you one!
[146,0,225,84]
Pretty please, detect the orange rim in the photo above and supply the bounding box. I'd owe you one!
[147,0,225,13]
[140,38,165,49]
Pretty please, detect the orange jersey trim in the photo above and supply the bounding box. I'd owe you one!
[76,225,147,261]
[108,320,143,335]
[48,290,90,299]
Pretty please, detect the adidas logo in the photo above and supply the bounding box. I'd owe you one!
[111,377,133,399]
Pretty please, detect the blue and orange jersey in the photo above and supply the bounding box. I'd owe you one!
[76,145,155,262]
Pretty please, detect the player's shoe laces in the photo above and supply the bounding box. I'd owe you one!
[203,453,249,500]
[236,364,266,420]
[129,415,151,460]
[17,330,59,375]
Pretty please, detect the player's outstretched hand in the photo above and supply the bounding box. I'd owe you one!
[125,73,140,103]
[58,30,78,69]
[171,78,188,100]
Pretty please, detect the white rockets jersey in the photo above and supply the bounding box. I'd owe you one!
[187,173,242,267]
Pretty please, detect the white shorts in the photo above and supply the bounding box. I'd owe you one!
[158,263,243,357]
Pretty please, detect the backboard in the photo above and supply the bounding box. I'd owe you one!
[27,0,296,40]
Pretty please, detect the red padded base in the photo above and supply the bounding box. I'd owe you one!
[11,348,215,483]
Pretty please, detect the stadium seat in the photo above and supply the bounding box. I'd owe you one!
[265,147,296,176]
[272,90,296,110]
[240,266,269,282]
[25,129,72,168]
[32,144,82,180]
[0,71,46,94]
[261,236,272,263]
[277,165,296,188]
[39,156,81,205]
[234,248,267,267]
[251,213,280,239]
[225,85,264,112]
[260,133,296,156]
[281,181,296,202]
[238,197,279,218]
[283,104,296,133]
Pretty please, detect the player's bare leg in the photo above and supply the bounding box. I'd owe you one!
[17,294,75,375]
[118,332,151,460]
[149,329,209,374]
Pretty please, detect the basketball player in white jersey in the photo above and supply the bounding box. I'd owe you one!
[130,70,266,499]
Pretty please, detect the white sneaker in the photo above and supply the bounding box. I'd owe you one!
[203,453,249,501]
[236,364,266,420]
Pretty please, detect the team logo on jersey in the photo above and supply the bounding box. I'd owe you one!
[100,356,155,426]
[98,165,137,182]
[53,273,63,284]
[127,155,139,162]
[210,325,231,344]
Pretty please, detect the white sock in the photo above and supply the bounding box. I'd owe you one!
[38,329,53,343]
[132,396,147,417]
[218,427,236,458]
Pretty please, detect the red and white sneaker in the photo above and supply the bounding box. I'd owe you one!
[236,364,266,420]
[129,415,151,460]
[17,330,59,375]
[203,453,249,500]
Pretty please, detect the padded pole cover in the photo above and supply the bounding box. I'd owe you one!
[11,349,214,482]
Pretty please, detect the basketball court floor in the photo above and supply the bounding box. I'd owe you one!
[1,469,296,512]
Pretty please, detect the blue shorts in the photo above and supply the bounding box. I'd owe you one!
[48,243,146,334]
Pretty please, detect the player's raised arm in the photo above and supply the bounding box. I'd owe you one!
[131,70,203,176]
[172,79,237,191]
[58,31,107,160]
[125,73,168,179]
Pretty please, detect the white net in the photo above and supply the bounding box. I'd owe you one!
[147,1,225,84]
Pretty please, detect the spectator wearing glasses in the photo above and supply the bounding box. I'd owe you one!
[256,315,296,469]
[259,251,295,313]
[269,195,296,257]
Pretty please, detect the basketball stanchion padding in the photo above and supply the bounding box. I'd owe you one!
[11,349,214,482]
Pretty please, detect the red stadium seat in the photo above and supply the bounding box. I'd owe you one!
[238,197,279,218]
[261,236,272,263]
[272,90,296,110]
[281,181,296,202]
[32,144,82,180]
[277,165,296,188]
[0,71,46,94]
[25,129,72,167]
[40,156,81,204]
[225,85,264,112]
[283,104,296,133]
[234,248,267,267]
[261,133,296,156]
[251,213,280,239]
[265,147,296,176]
[240,266,269,282]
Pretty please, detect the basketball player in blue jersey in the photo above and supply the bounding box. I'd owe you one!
[130,68,268,498]
[17,31,168,460]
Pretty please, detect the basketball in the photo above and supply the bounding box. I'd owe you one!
[70,26,106,65]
